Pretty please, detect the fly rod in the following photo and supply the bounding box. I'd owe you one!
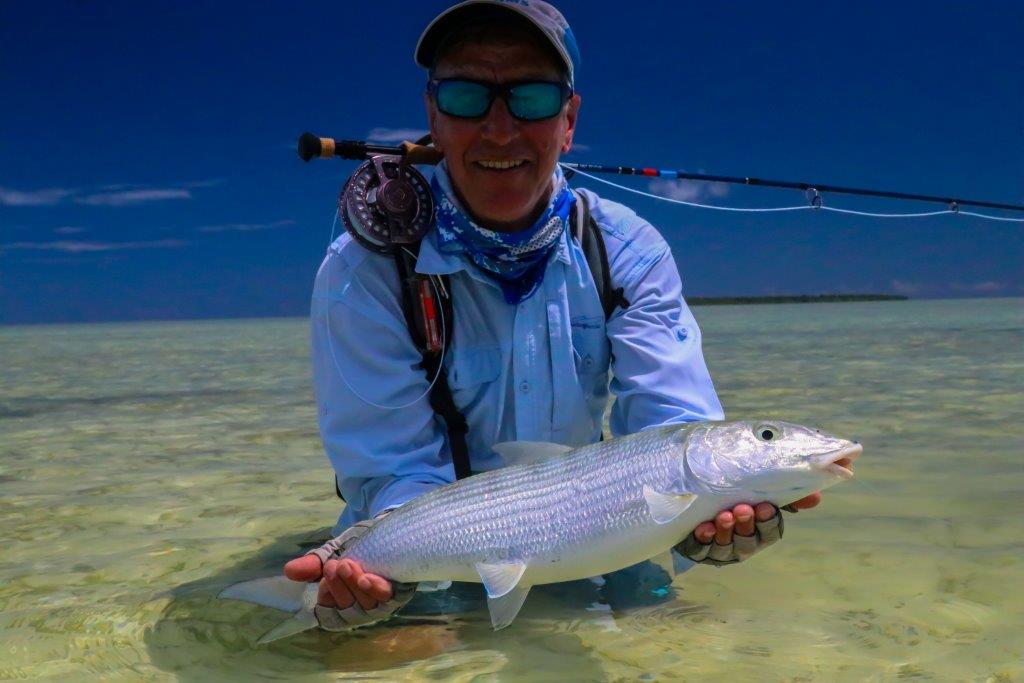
[298,132,1024,215]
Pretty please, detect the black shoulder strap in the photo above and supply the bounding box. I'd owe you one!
[573,191,629,320]
[392,245,472,481]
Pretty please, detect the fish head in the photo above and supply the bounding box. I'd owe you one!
[683,420,861,500]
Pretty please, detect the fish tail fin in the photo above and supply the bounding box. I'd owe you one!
[219,575,311,613]
[257,609,319,644]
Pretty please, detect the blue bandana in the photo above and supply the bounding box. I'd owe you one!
[432,162,574,305]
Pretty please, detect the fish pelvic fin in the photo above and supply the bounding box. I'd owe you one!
[476,561,530,630]
[642,485,697,525]
[475,560,528,599]
[257,608,318,645]
[487,584,532,630]
[492,441,573,467]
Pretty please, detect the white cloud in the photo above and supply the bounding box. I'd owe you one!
[648,174,729,203]
[76,189,192,206]
[951,280,1007,293]
[54,226,85,234]
[366,127,430,144]
[1,239,189,253]
[0,186,77,206]
[198,219,296,233]
[890,279,923,295]
[2,180,217,208]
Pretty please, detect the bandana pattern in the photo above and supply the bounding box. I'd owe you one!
[432,162,573,305]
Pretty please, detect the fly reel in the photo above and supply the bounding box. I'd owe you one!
[339,155,434,254]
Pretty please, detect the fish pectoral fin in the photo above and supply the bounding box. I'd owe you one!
[643,485,697,525]
[257,608,318,645]
[486,584,532,630]
[475,560,528,598]
[219,576,310,613]
[492,441,573,467]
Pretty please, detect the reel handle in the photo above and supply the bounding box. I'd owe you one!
[297,132,443,165]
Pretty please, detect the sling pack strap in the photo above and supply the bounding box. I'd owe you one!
[573,191,630,320]
[392,244,471,480]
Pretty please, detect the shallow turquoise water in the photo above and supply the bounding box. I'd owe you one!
[1,299,1022,681]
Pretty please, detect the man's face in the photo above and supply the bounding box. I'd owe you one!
[426,40,580,232]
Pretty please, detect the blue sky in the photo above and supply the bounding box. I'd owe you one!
[2,1,1022,324]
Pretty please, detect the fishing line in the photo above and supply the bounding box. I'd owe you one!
[562,164,1024,222]
[322,208,447,411]
[562,164,811,213]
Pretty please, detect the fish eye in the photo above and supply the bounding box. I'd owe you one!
[754,423,781,442]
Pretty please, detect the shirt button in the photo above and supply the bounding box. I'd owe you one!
[519,381,530,393]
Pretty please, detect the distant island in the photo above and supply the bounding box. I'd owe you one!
[688,294,908,306]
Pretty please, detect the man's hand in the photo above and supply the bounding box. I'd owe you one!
[678,492,822,566]
[284,555,395,612]
[283,512,417,630]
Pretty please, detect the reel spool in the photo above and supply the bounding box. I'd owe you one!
[339,155,433,253]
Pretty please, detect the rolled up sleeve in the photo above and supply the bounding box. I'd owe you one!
[605,231,724,436]
[310,240,452,529]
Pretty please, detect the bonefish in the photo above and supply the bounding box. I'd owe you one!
[222,420,860,641]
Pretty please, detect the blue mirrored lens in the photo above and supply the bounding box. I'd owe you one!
[435,81,491,118]
[507,82,565,120]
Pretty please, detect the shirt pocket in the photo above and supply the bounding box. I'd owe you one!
[570,315,610,380]
[446,346,503,410]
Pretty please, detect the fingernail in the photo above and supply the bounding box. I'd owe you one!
[337,564,350,579]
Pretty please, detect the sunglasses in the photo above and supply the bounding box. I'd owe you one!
[428,78,573,122]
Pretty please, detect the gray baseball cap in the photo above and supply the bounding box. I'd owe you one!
[415,0,581,85]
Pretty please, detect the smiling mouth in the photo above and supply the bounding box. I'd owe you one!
[474,160,528,171]
[811,443,862,480]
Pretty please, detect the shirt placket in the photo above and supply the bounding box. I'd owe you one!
[513,290,553,442]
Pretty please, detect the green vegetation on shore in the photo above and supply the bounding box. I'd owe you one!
[689,294,908,306]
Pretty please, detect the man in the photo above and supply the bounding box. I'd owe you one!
[285,0,824,629]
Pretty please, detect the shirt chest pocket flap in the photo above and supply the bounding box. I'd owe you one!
[447,346,503,390]
[570,316,610,376]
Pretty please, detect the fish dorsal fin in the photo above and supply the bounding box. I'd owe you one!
[492,441,573,467]
[257,609,318,644]
[475,560,528,598]
[486,584,532,630]
[642,485,697,524]
[219,576,314,613]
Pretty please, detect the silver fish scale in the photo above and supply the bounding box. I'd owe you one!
[345,425,692,581]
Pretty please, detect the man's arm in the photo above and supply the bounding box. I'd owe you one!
[294,240,452,621]
[309,240,453,523]
[596,210,818,565]
[604,240,723,435]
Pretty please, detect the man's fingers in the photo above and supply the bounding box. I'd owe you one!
[790,492,822,510]
[322,560,356,609]
[284,554,323,582]
[713,510,734,545]
[732,504,755,536]
[357,573,394,602]
[317,580,338,608]
[754,502,777,522]
[693,521,716,544]
[338,560,379,611]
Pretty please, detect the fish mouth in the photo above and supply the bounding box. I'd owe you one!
[810,442,862,480]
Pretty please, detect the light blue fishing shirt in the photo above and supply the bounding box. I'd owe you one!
[311,185,724,533]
